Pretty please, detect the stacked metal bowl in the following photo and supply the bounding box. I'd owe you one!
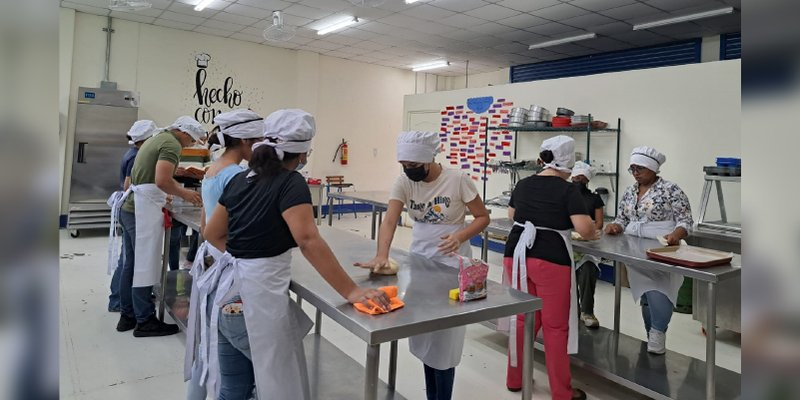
[508,107,528,127]
[525,105,551,128]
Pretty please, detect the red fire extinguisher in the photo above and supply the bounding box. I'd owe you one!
[333,139,348,165]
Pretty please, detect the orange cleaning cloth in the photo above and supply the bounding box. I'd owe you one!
[353,286,405,315]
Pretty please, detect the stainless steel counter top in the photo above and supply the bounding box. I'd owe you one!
[290,226,542,345]
[328,190,392,208]
[482,218,741,283]
[167,205,202,232]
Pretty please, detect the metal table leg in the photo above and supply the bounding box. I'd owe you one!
[315,308,323,335]
[715,180,727,223]
[378,210,383,230]
[481,230,489,261]
[157,224,171,322]
[296,293,302,306]
[316,185,323,226]
[364,343,380,400]
[388,340,398,389]
[327,194,334,226]
[521,311,535,400]
[370,206,377,240]
[706,282,717,400]
[613,262,621,335]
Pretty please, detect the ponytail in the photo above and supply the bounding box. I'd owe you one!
[249,144,300,178]
[207,130,244,150]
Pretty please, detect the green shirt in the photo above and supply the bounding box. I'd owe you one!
[121,132,182,213]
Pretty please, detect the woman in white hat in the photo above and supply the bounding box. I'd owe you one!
[570,161,605,329]
[355,130,490,400]
[203,109,390,400]
[604,146,693,355]
[503,135,596,400]
[183,109,266,400]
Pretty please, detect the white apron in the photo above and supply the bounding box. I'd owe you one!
[183,241,223,389]
[131,183,168,288]
[106,187,133,275]
[213,250,314,400]
[408,222,470,371]
[623,221,684,305]
[507,221,579,368]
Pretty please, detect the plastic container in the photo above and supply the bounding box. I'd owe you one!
[715,157,741,167]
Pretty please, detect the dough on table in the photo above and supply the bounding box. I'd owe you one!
[372,258,399,275]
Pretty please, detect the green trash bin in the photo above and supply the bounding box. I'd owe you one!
[674,278,693,314]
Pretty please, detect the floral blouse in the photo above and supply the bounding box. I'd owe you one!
[612,177,693,232]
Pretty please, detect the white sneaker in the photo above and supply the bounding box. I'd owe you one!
[580,313,599,328]
[647,328,666,355]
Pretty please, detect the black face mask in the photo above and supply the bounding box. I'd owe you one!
[403,165,428,182]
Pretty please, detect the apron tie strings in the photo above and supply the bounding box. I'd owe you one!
[509,221,536,367]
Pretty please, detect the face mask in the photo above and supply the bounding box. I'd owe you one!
[295,162,305,171]
[403,165,428,182]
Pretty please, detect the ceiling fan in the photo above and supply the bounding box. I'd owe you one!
[108,0,152,11]
[263,11,297,42]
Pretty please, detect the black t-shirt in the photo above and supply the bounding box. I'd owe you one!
[504,175,589,266]
[218,169,312,258]
[576,183,605,221]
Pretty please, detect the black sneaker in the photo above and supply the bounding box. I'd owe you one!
[116,314,136,332]
[133,315,180,337]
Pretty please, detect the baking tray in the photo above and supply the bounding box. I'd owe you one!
[646,245,733,268]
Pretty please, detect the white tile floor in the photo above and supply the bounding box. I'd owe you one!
[60,213,740,399]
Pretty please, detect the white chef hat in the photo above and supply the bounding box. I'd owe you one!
[127,120,159,144]
[630,146,666,173]
[213,109,263,147]
[167,116,207,142]
[396,131,440,163]
[253,109,315,160]
[571,160,595,180]
[540,135,575,173]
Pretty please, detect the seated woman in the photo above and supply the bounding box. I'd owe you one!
[604,146,693,355]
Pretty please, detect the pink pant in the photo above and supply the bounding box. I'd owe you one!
[504,257,573,400]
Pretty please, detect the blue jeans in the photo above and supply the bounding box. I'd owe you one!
[108,250,123,311]
[119,210,156,323]
[170,221,199,270]
[423,364,455,400]
[641,291,673,333]
[218,310,255,400]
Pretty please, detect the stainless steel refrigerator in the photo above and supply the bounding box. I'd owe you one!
[67,87,138,236]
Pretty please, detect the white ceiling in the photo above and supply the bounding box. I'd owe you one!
[61,0,740,77]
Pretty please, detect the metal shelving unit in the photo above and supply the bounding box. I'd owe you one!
[484,116,622,217]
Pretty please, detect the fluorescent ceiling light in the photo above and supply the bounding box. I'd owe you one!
[194,0,214,11]
[317,17,358,35]
[633,6,734,30]
[412,61,449,72]
[405,0,421,3]
[528,33,596,49]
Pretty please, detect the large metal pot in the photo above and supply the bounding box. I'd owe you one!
[508,116,526,125]
[527,109,550,121]
[556,107,575,116]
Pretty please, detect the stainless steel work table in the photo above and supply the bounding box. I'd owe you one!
[326,190,392,239]
[326,190,491,251]
[160,210,543,399]
[480,218,741,400]
[292,226,542,400]
[157,205,202,330]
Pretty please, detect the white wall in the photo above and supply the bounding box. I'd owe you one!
[403,60,742,222]
[60,10,417,212]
